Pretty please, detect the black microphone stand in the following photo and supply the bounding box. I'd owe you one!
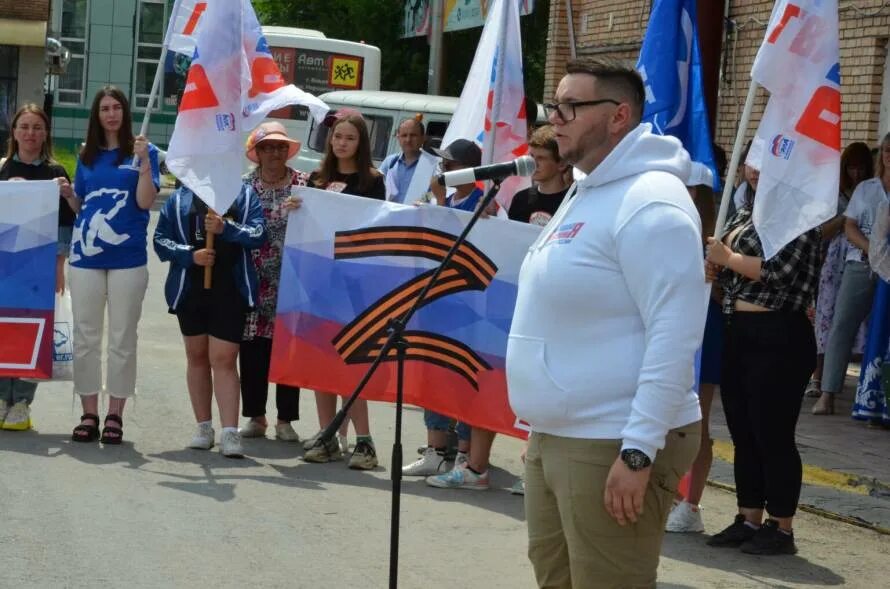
[313,178,505,589]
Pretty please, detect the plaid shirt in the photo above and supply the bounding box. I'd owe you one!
[718,205,820,316]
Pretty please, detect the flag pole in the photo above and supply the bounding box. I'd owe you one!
[132,0,186,168]
[204,218,215,289]
[714,79,759,238]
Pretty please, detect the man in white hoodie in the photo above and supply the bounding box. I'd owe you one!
[507,57,706,588]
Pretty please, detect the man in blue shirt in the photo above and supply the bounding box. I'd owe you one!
[379,117,426,203]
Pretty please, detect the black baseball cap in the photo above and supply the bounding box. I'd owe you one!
[431,139,482,168]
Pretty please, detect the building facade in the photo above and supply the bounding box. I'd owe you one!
[47,0,186,151]
[0,0,52,148]
[544,0,890,154]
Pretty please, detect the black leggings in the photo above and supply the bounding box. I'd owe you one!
[720,310,815,518]
[239,337,300,422]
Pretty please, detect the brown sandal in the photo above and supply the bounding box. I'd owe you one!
[100,414,124,445]
[72,413,100,442]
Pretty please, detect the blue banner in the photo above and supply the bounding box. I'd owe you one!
[636,0,719,190]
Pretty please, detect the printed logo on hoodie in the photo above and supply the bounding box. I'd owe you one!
[544,222,585,247]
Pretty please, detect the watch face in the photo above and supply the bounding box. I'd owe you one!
[622,450,651,471]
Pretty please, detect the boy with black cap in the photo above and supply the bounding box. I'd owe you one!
[426,138,484,211]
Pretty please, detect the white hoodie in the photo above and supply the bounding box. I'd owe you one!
[506,123,706,460]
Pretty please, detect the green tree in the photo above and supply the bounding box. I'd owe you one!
[253,0,548,100]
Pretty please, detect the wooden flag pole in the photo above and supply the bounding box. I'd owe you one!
[714,80,759,239]
[204,209,217,289]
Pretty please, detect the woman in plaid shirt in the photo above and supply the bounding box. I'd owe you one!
[703,162,820,556]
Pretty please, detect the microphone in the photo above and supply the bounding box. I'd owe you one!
[436,155,536,187]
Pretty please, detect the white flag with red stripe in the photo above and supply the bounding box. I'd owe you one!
[165,0,328,213]
[165,0,206,56]
[748,0,840,258]
[435,0,530,211]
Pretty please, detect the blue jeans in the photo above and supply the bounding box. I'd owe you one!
[0,378,37,405]
[823,261,875,394]
[424,409,470,442]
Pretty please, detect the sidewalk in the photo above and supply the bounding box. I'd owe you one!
[709,364,890,532]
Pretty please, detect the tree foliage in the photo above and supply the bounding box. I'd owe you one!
[253,0,549,100]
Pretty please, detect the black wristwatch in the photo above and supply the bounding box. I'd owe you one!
[620,449,652,471]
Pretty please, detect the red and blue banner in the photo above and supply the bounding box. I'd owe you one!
[0,180,59,379]
[268,188,540,438]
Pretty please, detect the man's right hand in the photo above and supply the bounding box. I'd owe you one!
[193,248,215,267]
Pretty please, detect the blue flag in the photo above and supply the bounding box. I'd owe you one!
[636,0,719,190]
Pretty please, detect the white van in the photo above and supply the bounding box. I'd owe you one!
[292,90,460,174]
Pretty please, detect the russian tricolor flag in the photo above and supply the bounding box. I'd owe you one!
[0,180,58,379]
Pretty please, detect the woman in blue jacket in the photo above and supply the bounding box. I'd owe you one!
[154,184,266,458]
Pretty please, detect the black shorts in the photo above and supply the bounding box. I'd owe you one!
[175,286,247,343]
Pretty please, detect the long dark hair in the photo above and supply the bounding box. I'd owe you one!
[3,103,56,164]
[315,113,378,193]
[80,86,134,167]
[839,142,874,195]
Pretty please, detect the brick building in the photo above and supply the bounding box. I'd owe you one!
[544,0,890,154]
[0,0,51,146]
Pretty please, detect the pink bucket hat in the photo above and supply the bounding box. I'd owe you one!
[245,121,301,164]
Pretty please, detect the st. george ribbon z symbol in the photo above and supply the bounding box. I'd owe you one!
[330,226,497,388]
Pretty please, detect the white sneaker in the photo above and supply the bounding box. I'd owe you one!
[188,423,215,450]
[426,462,490,490]
[239,419,267,438]
[403,447,449,476]
[275,422,300,442]
[665,501,705,533]
[454,451,469,469]
[220,430,244,458]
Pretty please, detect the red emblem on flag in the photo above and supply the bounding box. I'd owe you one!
[180,64,220,111]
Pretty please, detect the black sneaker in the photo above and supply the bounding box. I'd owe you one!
[740,519,798,555]
[706,514,758,547]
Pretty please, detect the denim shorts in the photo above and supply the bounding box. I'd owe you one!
[58,225,73,257]
[424,409,470,441]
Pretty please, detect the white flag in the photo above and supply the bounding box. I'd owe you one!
[434,0,530,210]
[165,0,206,56]
[749,0,840,259]
[165,0,328,213]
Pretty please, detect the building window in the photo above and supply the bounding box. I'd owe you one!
[133,0,168,110]
[0,45,20,148]
[58,0,89,105]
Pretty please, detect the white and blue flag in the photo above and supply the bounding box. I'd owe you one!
[636,0,719,190]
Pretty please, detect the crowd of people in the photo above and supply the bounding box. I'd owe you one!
[1,58,889,585]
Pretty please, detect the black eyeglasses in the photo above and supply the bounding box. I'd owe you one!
[543,99,620,123]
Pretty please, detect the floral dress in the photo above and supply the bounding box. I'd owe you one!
[814,191,867,354]
[242,167,308,341]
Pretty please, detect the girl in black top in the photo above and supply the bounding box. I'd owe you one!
[0,104,78,431]
[703,161,820,556]
[308,110,385,200]
[304,109,382,469]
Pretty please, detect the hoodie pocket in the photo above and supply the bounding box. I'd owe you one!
[506,335,571,424]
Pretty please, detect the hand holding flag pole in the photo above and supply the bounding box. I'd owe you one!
[203,209,222,288]
[130,0,193,171]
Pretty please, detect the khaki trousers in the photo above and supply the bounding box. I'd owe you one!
[69,265,148,398]
[525,422,701,589]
